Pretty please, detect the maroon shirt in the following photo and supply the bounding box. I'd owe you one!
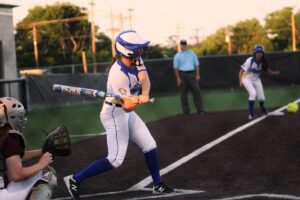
[1,134,25,159]
[0,134,25,188]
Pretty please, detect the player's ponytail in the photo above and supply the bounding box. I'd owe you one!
[105,56,120,73]
[262,56,268,71]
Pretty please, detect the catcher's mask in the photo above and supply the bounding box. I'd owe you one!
[115,30,150,66]
[0,97,27,133]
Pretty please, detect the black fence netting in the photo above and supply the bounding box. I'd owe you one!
[26,51,300,108]
[26,74,107,108]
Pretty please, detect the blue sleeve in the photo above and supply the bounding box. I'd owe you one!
[193,52,199,66]
[173,54,179,69]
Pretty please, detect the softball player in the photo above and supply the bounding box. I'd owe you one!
[239,44,279,120]
[64,30,174,200]
[0,97,57,200]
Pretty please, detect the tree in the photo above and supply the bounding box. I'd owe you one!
[265,7,296,51]
[15,2,112,68]
[193,28,228,55]
[231,18,271,54]
[146,44,177,59]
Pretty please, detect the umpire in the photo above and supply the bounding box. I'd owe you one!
[173,39,206,115]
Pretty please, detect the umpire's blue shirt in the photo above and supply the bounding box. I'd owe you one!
[173,50,199,72]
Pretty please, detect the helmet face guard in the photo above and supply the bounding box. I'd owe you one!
[0,97,27,133]
[115,30,150,59]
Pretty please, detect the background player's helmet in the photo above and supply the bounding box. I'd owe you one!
[253,44,264,54]
[0,97,27,132]
[115,30,150,58]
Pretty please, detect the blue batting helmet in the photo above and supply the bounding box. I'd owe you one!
[253,44,264,54]
[115,30,150,58]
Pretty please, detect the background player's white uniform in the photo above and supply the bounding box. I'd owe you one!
[101,60,157,168]
[239,44,275,120]
[241,57,265,102]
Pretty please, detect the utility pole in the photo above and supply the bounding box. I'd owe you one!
[90,0,97,73]
[128,8,134,29]
[225,26,233,55]
[108,7,120,57]
[291,9,297,51]
[176,22,184,52]
[119,13,125,31]
[193,28,200,45]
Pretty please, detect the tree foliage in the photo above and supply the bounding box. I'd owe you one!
[15,4,300,67]
[193,28,228,55]
[231,18,271,54]
[15,2,112,68]
[193,7,300,56]
[265,7,300,51]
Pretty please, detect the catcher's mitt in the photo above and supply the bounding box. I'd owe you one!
[42,125,71,156]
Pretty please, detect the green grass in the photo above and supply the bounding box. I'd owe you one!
[25,86,300,150]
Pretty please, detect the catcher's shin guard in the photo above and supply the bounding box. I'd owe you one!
[28,183,53,200]
[41,166,57,187]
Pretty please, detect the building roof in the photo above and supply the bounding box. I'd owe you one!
[0,4,18,9]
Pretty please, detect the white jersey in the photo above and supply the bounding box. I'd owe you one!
[105,60,146,103]
[100,59,157,168]
[241,56,266,102]
[241,57,263,80]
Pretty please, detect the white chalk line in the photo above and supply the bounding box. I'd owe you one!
[126,188,204,200]
[52,188,204,200]
[53,99,300,200]
[128,98,300,190]
[215,193,300,200]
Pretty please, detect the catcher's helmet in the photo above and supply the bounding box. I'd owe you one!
[115,30,150,58]
[0,97,27,132]
[253,44,264,54]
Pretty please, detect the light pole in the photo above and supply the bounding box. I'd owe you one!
[225,26,233,55]
[291,7,298,51]
[81,1,97,72]
[90,0,97,72]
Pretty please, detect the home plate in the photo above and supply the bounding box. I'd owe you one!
[267,111,285,116]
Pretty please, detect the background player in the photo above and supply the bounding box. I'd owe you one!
[64,30,174,200]
[0,97,57,200]
[239,44,280,120]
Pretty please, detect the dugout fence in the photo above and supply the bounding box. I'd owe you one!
[21,51,300,109]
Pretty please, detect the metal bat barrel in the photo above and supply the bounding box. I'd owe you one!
[53,84,107,98]
[52,84,154,103]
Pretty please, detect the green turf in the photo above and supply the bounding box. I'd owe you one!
[25,86,300,149]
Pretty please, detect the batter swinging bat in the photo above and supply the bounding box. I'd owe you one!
[52,84,155,103]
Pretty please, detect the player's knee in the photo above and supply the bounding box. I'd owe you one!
[249,91,257,100]
[107,155,125,168]
[142,140,157,153]
[28,183,53,200]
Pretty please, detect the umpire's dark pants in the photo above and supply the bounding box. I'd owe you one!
[179,71,204,114]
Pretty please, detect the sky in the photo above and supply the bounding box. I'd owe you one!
[2,0,300,45]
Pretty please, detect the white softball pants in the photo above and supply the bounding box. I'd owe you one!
[0,171,42,200]
[242,77,265,101]
[100,104,157,168]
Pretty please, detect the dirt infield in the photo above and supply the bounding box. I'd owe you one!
[52,107,300,200]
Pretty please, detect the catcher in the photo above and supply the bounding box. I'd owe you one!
[0,97,71,200]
